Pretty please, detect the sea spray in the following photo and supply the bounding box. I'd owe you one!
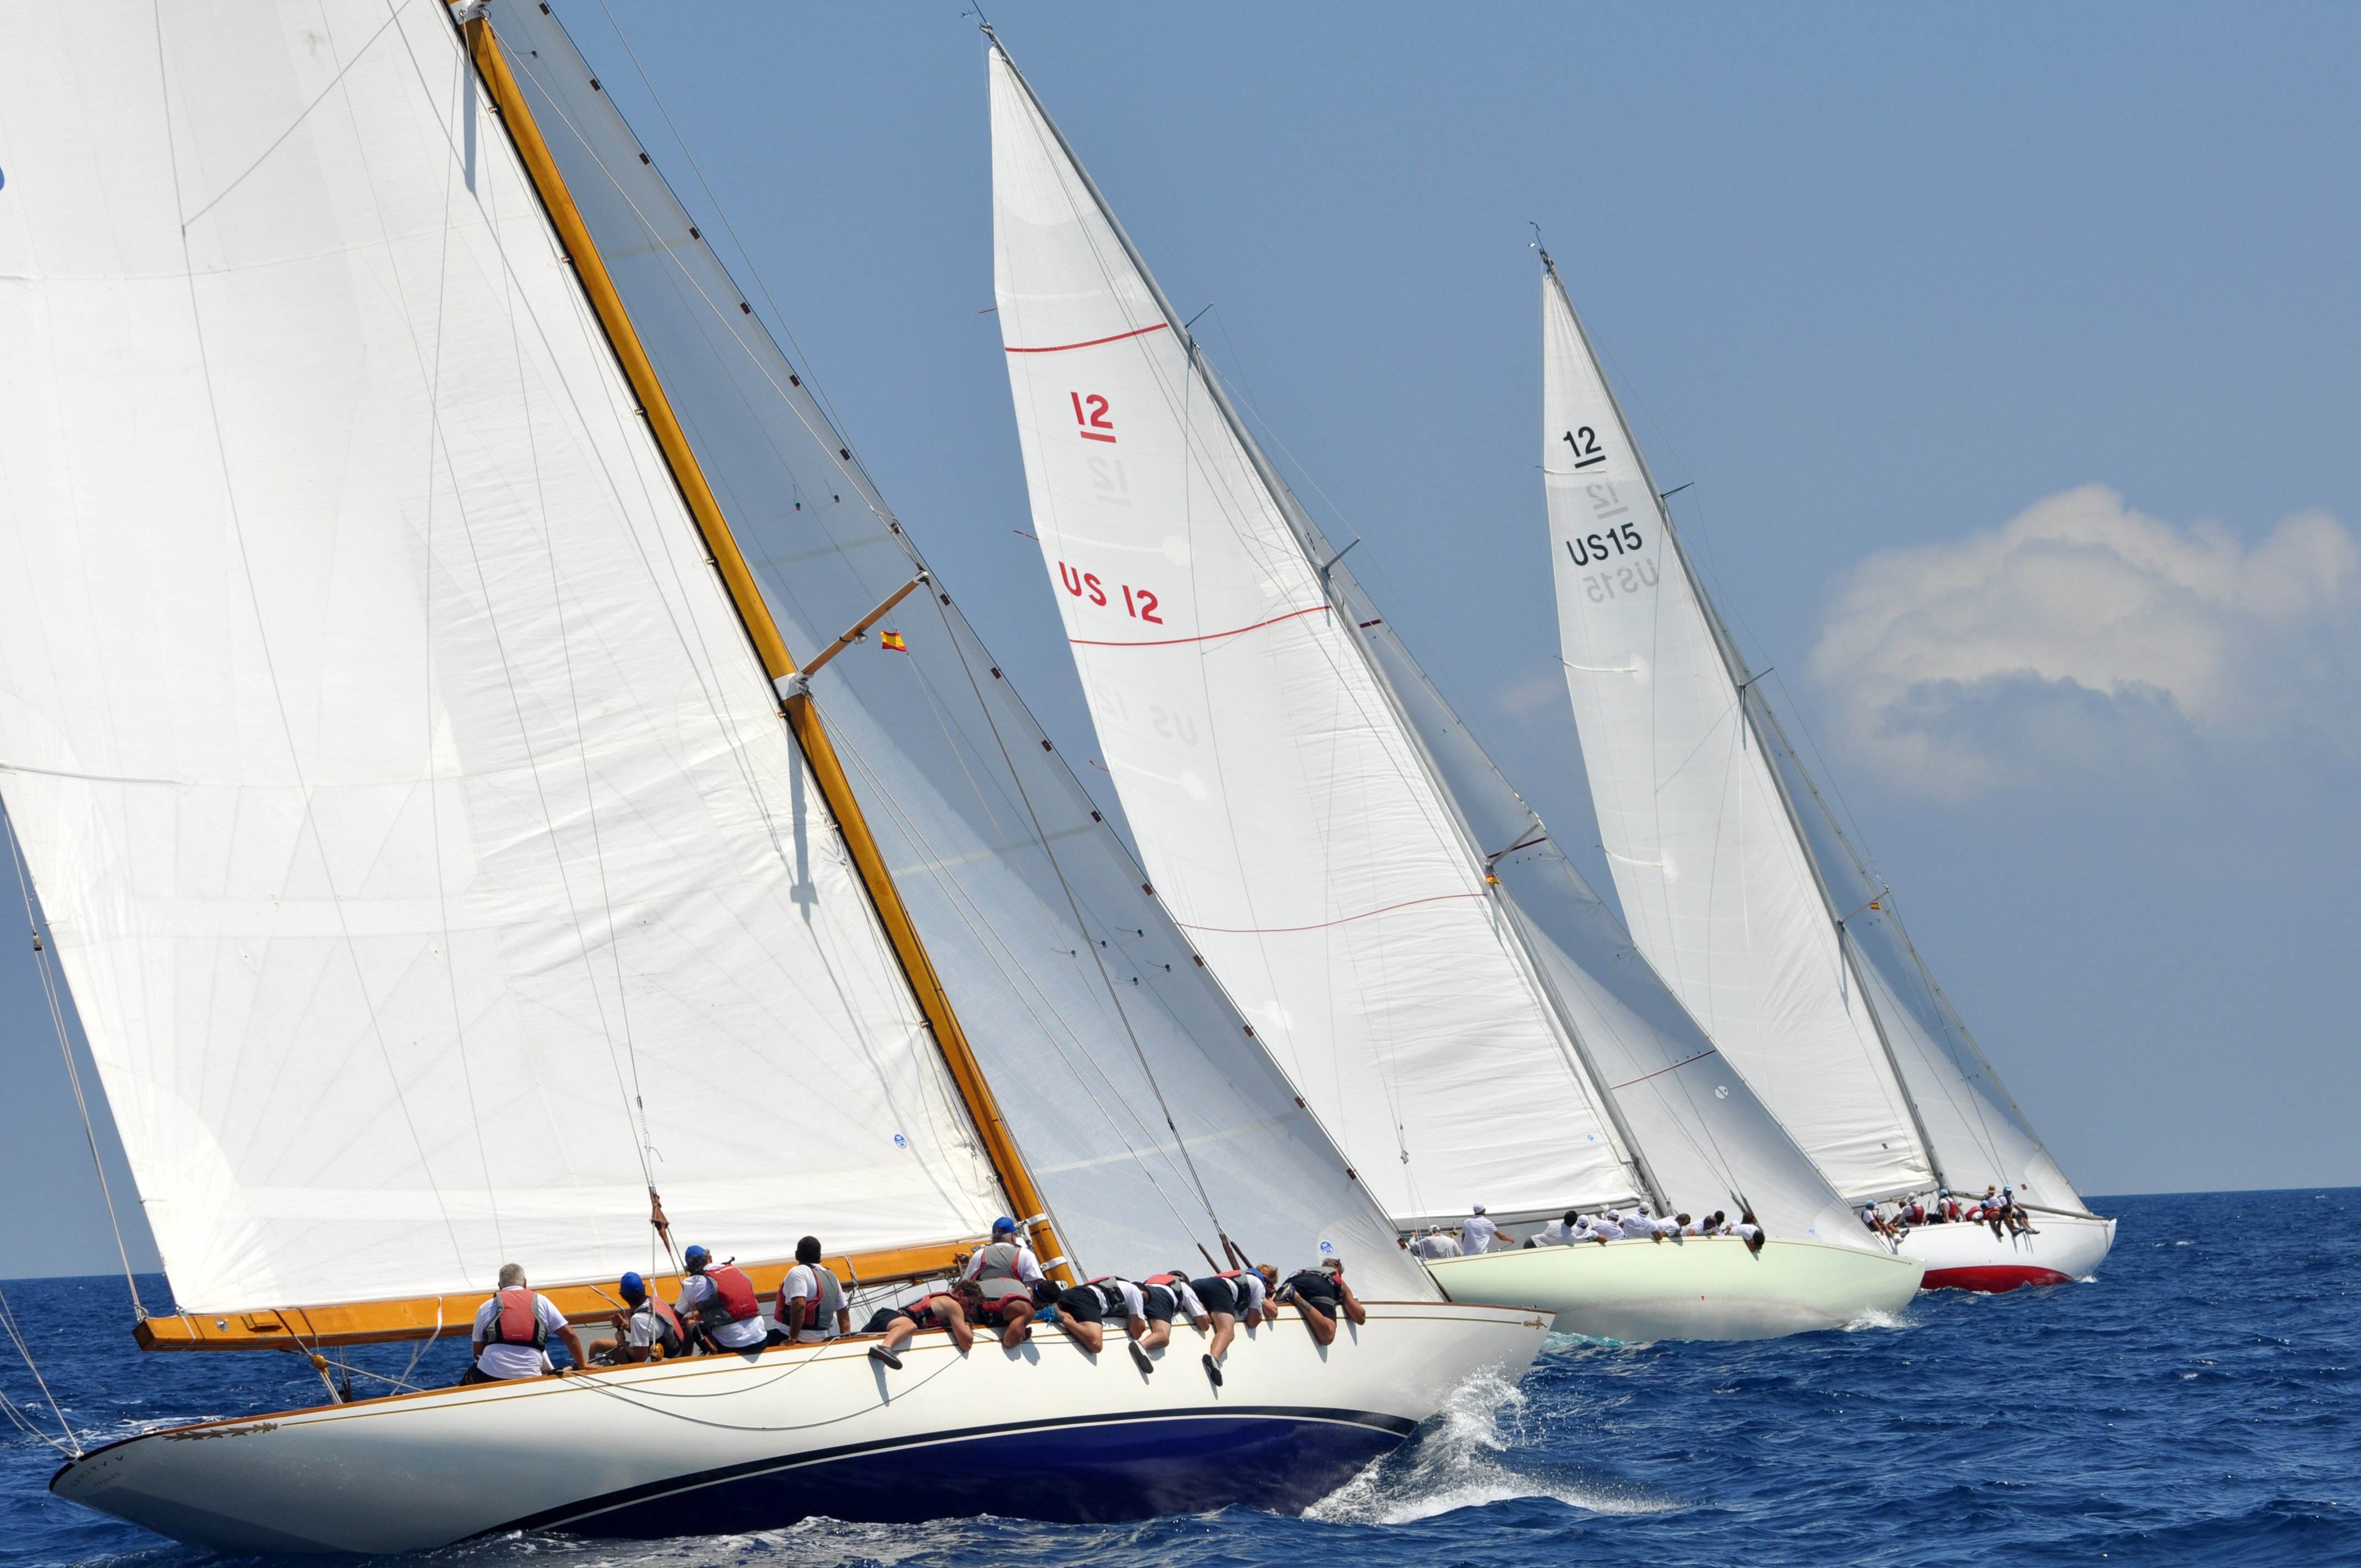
[1305,1364,1676,1525]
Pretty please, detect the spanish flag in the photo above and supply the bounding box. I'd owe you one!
[879,630,907,654]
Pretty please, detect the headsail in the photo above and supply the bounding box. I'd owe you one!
[990,41,1643,1228]
[1541,256,2081,1212]
[0,0,1000,1318]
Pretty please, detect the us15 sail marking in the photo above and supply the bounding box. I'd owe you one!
[1071,392,1117,443]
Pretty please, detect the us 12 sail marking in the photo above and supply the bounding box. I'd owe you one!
[1563,426,1606,469]
[1071,391,1116,443]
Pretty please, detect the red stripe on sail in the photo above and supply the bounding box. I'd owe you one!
[1005,322,1171,354]
[1069,603,1328,650]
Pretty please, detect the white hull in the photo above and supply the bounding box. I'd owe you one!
[52,1301,1545,1553]
[1897,1210,2116,1291]
[1421,1235,1925,1341]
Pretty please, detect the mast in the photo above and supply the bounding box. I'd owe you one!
[990,34,1660,1213]
[1541,252,1946,1193]
[455,9,1068,1278]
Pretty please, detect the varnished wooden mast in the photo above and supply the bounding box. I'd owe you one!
[454,10,1069,1282]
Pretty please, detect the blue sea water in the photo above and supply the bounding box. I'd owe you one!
[2,1188,2354,1567]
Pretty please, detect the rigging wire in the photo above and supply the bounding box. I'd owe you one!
[1,800,147,1319]
[0,1282,80,1458]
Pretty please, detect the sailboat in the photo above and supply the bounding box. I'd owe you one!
[1538,250,2115,1292]
[1,3,1546,1553]
[985,39,1922,1341]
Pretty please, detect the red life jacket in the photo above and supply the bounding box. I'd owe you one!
[692,1264,761,1329]
[483,1287,547,1349]
[633,1298,686,1358]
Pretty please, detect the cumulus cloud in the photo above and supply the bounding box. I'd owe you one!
[1809,484,2361,797]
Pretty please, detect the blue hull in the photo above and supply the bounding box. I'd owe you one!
[500,1407,1415,1537]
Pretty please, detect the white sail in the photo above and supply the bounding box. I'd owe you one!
[1542,260,2082,1211]
[1352,605,1870,1246]
[991,46,1636,1227]
[0,0,1004,1314]
[447,2,1431,1295]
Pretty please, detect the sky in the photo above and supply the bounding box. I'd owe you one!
[4,2,2354,1279]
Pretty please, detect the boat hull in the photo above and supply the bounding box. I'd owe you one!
[1420,1235,1924,1341]
[1900,1210,2116,1291]
[51,1300,1544,1553]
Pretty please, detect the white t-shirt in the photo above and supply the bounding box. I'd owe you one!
[1459,1215,1501,1255]
[779,1263,846,1343]
[676,1271,769,1351]
[471,1290,569,1380]
[1409,1232,1457,1260]
[1530,1218,1580,1247]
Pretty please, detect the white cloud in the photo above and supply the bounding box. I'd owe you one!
[1809,484,2361,797]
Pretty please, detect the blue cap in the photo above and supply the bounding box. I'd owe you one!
[619,1271,646,1303]
[991,1216,1017,1235]
[684,1244,710,1267]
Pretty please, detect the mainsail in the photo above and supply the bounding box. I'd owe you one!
[989,40,1870,1250]
[480,0,1426,1294]
[0,0,1426,1346]
[1541,255,2084,1212]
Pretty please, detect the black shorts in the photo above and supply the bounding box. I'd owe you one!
[1286,1287,1342,1318]
[1141,1286,1182,1323]
[1193,1277,1240,1316]
[1054,1286,1109,1324]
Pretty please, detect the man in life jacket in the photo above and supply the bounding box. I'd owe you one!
[1274,1257,1367,1347]
[673,1244,768,1355]
[776,1236,850,1346]
[1187,1265,1272,1385]
[867,1279,987,1370]
[464,1263,589,1384]
[1135,1268,1214,1380]
[601,1271,686,1365]
[959,1216,1046,1347]
[1050,1276,1153,1372]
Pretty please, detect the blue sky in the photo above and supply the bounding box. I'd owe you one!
[5,2,2354,1277]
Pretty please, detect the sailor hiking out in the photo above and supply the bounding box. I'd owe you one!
[866,1280,987,1370]
[1139,1270,1214,1381]
[1052,1276,1155,1372]
[960,1216,1046,1347]
[1275,1259,1366,1347]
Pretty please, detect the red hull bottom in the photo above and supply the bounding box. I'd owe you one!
[1920,1264,2074,1293]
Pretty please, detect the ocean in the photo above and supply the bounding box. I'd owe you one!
[4,1188,2354,1567]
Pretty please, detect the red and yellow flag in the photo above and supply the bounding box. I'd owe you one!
[879,630,907,653]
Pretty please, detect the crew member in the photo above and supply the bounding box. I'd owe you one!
[1730,1210,1766,1254]
[776,1236,849,1346]
[866,1279,987,1370]
[961,1216,1046,1347]
[1138,1270,1212,1370]
[1530,1210,1583,1246]
[1862,1202,1899,1239]
[1274,1257,1366,1347]
[1408,1228,1459,1261]
[1051,1276,1153,1371]
[1189,1265,1271,1385]
[465,1263,589,1384]
[1459,1205,1509,1255]
[674,1244,768,1355]
[602,1271,686,1365]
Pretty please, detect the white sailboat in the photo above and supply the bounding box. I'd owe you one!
[986,39,1921,1340]
[1538,251,2115,1291]
[2,3,1544,1551]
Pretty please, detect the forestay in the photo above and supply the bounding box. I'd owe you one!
[0,0,1005,1315]
[476,2,1427,1294]
[991,45,1636,1228]
[1542,259,2077,1210]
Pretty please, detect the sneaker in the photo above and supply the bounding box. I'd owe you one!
[868,1345,902,1371]
[1129,1341,1154,1375]
[1202,1353,1223,1388]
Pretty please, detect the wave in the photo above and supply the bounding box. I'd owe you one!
[1306,1365,1678,1526]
